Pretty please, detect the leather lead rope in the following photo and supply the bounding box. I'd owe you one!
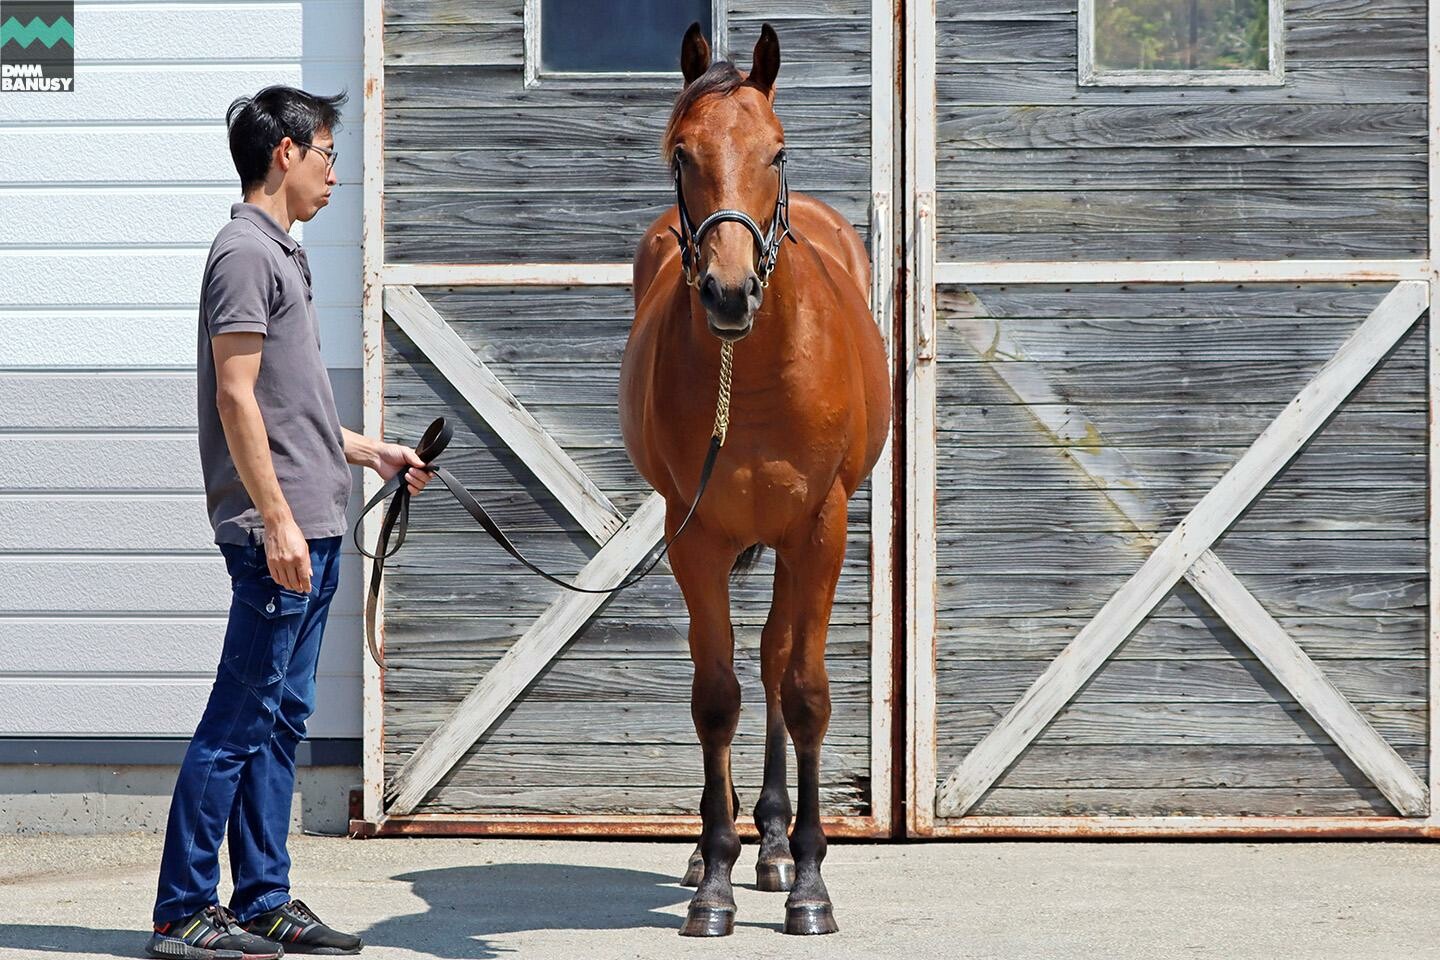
[355,339,736,666]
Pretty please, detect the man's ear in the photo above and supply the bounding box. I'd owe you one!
[274,136,295,173]
[681,21,710,87]
[747,23,780,99]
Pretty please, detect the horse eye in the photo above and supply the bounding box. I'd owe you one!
[673,149,688,167]
[771,148,787,167]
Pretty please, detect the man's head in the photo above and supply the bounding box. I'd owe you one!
[226,85,347,222]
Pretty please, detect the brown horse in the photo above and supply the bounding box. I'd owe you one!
[619,22,890,937]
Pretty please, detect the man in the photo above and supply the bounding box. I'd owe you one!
[147,86,433,959]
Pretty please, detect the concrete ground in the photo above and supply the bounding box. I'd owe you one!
[1,833,1437,959]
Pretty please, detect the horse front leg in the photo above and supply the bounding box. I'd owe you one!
[669,525,743,937]
[778,482,848,935]
[754,557,796,892]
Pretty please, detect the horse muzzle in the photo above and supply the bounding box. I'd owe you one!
[699,270,762,340]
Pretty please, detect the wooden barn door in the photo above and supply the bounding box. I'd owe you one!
[905,0,1438,836]
[357,0,897,835]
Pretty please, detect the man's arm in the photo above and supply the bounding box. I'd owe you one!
[213,331,313,593]
[341,426,436,497]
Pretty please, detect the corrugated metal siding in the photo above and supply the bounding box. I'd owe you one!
[0,0,366,738]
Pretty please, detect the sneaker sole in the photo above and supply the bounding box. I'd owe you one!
[146,934,284,960]
[270,945,361,956]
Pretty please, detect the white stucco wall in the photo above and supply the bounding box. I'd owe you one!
[0,0,367,739]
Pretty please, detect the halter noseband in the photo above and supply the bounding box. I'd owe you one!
[670,150,793,288]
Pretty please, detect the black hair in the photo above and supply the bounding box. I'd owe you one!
[225,85,348,192]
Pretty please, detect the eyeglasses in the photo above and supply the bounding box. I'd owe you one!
[297,141,338,171]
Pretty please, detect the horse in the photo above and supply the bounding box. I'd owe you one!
[618,21,891,937]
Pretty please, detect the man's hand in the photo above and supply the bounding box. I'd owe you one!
[264,514,312,594]
[375,442,435,496]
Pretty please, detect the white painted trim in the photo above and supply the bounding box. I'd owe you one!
[382,285,626,545]
[935,260,1430,286]
[1078,0,1284,87]
[944,310,1430,818]
[865,0,897,837]
[359,0,385,826]
[906,0,939,837]
[920,817,1439,838]
[935,282,1430,818]
[523,0,727,88]
[384,494,667,815]
[383,263,632,287]
[1427,0,1440,833]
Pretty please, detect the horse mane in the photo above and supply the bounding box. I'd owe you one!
[662,61,746,159]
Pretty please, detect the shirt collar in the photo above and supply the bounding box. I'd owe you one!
[231,202,299,254]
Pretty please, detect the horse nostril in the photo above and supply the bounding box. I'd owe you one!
[744,274,762,301]
[699,274,722,307]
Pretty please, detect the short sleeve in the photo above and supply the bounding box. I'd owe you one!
[205,241,274,337]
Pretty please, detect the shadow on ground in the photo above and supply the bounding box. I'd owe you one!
[0,863,697,959]
[359,862,699,958]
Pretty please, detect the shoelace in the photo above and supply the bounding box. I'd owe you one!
[203,904,244,935]
[285,899,319,925]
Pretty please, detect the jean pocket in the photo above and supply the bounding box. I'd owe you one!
[221,580,310,687]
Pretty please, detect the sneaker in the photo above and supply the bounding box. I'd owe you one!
[242,899,362,955]
[147,904,285,959]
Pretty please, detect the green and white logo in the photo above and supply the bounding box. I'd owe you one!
[1,1,74,92]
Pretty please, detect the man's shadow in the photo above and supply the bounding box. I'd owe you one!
[360,862,693,958]
[0,864,691,960]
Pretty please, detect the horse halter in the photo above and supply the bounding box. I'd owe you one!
[670,149,794,288]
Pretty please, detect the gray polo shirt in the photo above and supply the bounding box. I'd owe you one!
[196,203,352,545]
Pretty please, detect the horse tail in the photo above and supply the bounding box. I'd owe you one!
[730,543,766,580]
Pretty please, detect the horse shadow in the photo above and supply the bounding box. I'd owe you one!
[358,862,696,958]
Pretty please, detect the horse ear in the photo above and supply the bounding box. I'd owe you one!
[681,22,710,87]
[747,23,780,99]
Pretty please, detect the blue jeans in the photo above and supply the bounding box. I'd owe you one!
[153,533,343,925]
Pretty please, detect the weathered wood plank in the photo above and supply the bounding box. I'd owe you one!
[383,191,869,263]
[938,445,1425,491]
[400,782,866,816]
[938,283,1393,319]
[936,357,1426,406]
[1286,18,1428,63]
[936,573,1424,619]
[387,655,871,703]
[938,146,1426,191]
[384,22,519,65]
[939,189,1424,238]
[383,616,874,660]
[387,147,870,194]
[941,531,1426,576]
[936,0,1424,17]
[383,0,521,25]
[934,701,1427,749]
[939,230,1426,261]
[991,743,1428,790]
[381,742,870,788]
[936,105,1425,150]
[940,486,1425,534]
[936,613,1425,661]
[937,404,1424,446]
[939,315,1419,363]
[966,787,1393,817]
[936,659,1425,705]
[935,65,1426,106]
[724,16,871,61]
[383,700,870,747]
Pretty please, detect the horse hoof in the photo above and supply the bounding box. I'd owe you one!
[784,901,838,936]
[756,859,795,892]
[680,854,704,888]
[680,905,735,937]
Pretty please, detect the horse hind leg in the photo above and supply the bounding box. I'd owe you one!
[754,559,796,892]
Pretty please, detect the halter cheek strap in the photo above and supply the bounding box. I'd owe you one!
[671,151,793,288]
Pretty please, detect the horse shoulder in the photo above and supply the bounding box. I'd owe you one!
[633,207,682,308]
[788,192,870,296]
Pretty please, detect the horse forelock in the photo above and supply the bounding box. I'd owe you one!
[662,61,750,160]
